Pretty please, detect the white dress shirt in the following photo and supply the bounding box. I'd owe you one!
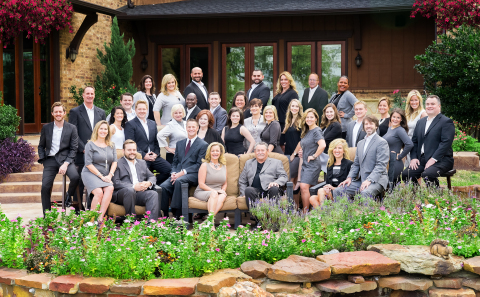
[84,103,95,129]
[193,80,208,103]
[248,83,259,98]
[421,115,437,158]
[49,123,63,158]
[352,120,362,146]
[308,85,318,103]
[186,106,197,120]
[363,132,376,155]
[138,118,150,153]
[125,157,140,187]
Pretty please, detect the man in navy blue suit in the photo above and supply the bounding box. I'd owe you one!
[160,119,208,218]
[124,100,171,186]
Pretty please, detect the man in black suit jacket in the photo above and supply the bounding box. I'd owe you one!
[39,102,80,214]
[184,67,209,110]
[246,70,271,110]
[68,86,106,210]
[209,92,227,133]
[124,100,171,186]
[402,95,455,187]
[302,73,329,119]
[160,119,208,218]
[184,93,201,120]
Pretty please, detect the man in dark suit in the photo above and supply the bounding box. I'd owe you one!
[38,102,80,214]
[209,92,227,133]
[184,67,209,110]
[346,101,367,147]
[112,139,159,221]
[160,119,208,218]
[246,69,271,110]
[402,95,455,187]
[184,93,201,120]
[68,86,106,210]
[124,100,171,186]
[301,73,329,118]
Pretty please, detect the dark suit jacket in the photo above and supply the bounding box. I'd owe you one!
[346,121,366,148]
[124,117,160,158]
[322,121,343,153]
[184,105,201,121]
[184,81,209,110]
[246,82,270,109]
[112,157,157,198]
[410,113,455,163]
[38,121,79,165]
[326,158,353,186]
[301,86,329,118]
[212,106,228,133]
[68,104,106,163]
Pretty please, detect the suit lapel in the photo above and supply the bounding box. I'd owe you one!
[134,118,148,140]
[59,123,67,147]
[192,82,207,103]
[358,140,366,163]
[361,134,378,163]
[122,158,133,183]
[425,114,441,137]
[148,120,156,141]
[79,105,92,131]
[260,158,271,174]
[183,138,197,161]
[93,107,102,125]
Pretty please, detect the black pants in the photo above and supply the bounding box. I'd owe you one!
[146,156,171,185]
[41,157,80,215]
[244,186,281,209]
[160,174,198,218]
[112,188,159,221]
[73,153,85,212]
[401,155,454,187]
[341,131,347,140]
[166,152,174,164]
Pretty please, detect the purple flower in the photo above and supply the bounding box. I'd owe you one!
[207,259,211,263]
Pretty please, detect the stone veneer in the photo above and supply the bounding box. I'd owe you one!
[2,246,480,297]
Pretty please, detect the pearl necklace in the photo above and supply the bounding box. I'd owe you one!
[210,162,220,169]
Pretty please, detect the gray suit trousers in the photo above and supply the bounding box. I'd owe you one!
[113,188,159,221]
[332,180,383,199]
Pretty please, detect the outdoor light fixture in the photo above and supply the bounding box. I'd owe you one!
[66,48,78,63]
[355,51,363,67]
[141,56,148,71]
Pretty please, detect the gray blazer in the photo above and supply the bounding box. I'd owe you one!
[346,120,366,148]
[212,106,227,133]
[239,157,288,196]
[348,133,389,190]
[330,90,358,132]
[113,157,157,194]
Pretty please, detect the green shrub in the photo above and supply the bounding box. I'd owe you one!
[452,125,480,153]
[0,92,21,140]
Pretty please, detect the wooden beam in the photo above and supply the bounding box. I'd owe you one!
[354,15,362,51]
[67,13,98,62]
[16,37,24,135]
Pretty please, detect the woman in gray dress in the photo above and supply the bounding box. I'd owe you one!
[243,99,265,149]
[383,108,413,188]
[81,120,118,223]
[157,104,187,163]
[194,142,227,216]
[290,108,326,212]
[260,105,283,154]
[328,76,358,139]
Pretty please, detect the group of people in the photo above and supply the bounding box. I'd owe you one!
[38,66,455,221]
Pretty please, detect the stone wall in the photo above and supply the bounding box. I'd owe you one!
[2,245,480,297]
[59,0,124,113]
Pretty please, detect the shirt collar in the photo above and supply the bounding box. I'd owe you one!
[138,117,148,125]
[310,85,319,91]
[187,105,197,112]
[192,80,204,87]
[83,103,94,111]
[210,105,219,113]
[187,135,197,144]
[124,156,137,165]
[365,132,377,141]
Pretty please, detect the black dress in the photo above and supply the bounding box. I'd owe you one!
[284,124,301,178]
[145,94,156,121]
[272,88,299,144]
[379,118,390,137]
[260,121,283,154]
[199,128,225,146]
[224,125,246,155]
[322,121,343,153]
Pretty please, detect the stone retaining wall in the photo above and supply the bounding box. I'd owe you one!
[2,245,480,297]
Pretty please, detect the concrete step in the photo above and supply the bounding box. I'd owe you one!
[0,181,69,194]
[30,162,44,172]
[4,172,68,183]
[0,192,63,204]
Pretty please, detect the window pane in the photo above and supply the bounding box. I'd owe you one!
[161,48,181,87]
[225,46,245,111]
[290,45,311,99]
[321,44,342,96]
[40,38,51,123]
[253,46,273,103]
[3,43,15,107]
[23,34,35,123]
[190,47,209,89]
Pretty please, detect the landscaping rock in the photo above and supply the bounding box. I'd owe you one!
[267,255,331,282]
[143,278,199,295]
[197,269,250,294]
[432,278,463,289]
[315,279,377,294]
[109,280,145,295]
[348,275,365,284]
[464,256,480,275]
[265,283,301,293]
[377,276,433,291]
[462,278,480,290]
[218,286,237,297]
[15,273,55,290]
[49,275,84,294]
[0,268,28,285]
[453,152,480,171]
[12,285,33,297]
[241,260,272,279]
[78,277,115,294]
[232,281,273,297]
[34,289,55,297]
[390,291,428,297]
[429,288,475,297]
[316,251,400,275]
[367,244,463,275]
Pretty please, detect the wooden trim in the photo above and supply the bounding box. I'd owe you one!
[286,41,316,74]
[16,37,24,135]
[70,0,126,16]
[186,44,213,92]
[52,31,60,104]
[68,13,98,61]
[221,43,249,107]
[316,41,346,87]
[249,43,278,94]
[33,42,41,131]
[157,45,185,90]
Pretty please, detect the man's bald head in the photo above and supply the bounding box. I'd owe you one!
[191,67,203,83]
[186,93,197,109]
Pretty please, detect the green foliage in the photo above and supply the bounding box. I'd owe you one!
[291,45,311,92]
[0,92,21,140]
[226,47,245,111]
[320,45,342,96]
[415,25,480,126]
[452,125,480,153]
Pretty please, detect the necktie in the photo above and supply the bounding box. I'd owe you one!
[185,140,191,156]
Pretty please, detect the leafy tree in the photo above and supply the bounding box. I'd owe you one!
[321,45,342,96]
[226,47,245,111]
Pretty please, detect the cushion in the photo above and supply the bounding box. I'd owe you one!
[107,203,146,217]
[348,147,356,160]
[237,196,248,210]
[188,196,237,211]
[225,153,240,197]
[239,152,290,178]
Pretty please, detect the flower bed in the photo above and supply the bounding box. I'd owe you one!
[0,185,478,280]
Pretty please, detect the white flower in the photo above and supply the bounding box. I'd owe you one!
[85,222,94,227]
[425,204,434,209]
[80,259,85,262]
[458,246,462,249]
[350,229,355,233]
[186,231,193,236]
[166,242,171,245]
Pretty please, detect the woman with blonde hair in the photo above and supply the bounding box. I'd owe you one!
[272,71,299,147]
[157,104,188,163]
[153,74,185,126]
[260,105,283,154]
[81,120,118,223]
[194,142,228,216]
[319,103,343,172]
[310,139,353,208]
[405,90,427,138]
[377,97,391,137]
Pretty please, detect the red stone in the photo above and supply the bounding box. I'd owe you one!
[109,280,145,295]
[0,268,29,285]
[433,278,463,289]
[429,288,476,297]
[49,275,84,294]
[267,255,331,282]
[143,278,200,295]
[348,275,365,284]
[15,273,55,289]
[317,251,400,275]
[78,277,115,294]
[316,279,377,294]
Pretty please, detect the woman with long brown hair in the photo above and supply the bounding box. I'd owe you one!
[377,97,391,137]
[133,75,157,121]
[272,71,299,148]
[319,103,342,172]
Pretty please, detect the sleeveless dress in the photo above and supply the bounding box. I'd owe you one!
[406,111,426,165]
[300,127,325,185]
[110,124,125,150]
[225,125,246,155]
[194,164,227,201]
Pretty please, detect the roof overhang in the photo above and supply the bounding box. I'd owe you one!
[71,0,126,17]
